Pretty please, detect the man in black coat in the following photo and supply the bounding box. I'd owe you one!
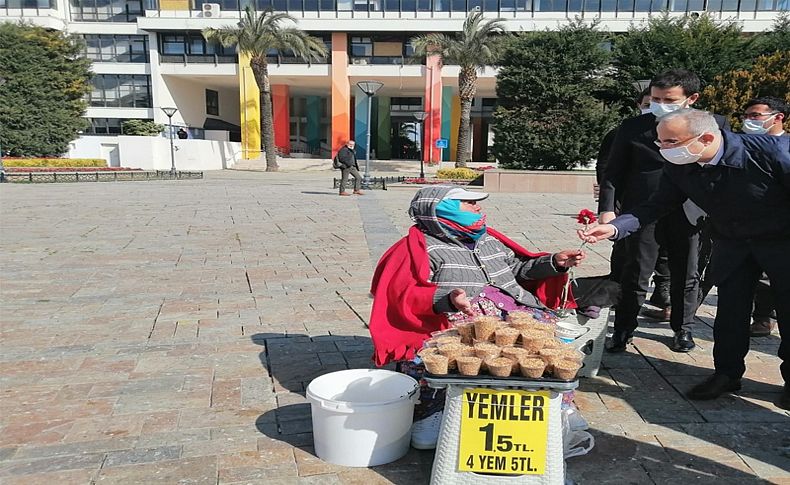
[595,88,670,310]
[598,69,730,353]
[335,140,363,196]
[581,108,790,410]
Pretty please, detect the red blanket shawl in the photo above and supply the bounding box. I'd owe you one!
[368,226,575,366]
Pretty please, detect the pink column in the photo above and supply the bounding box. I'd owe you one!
[272,84,290,154]
[423,55,443,164]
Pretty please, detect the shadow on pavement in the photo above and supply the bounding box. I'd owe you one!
[249,331,789,483]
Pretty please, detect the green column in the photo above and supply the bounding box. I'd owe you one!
[441,87,453,161]
[376,97,391,160]
[305,96,321,152]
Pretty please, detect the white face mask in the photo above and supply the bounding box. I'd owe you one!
[650,98,688,118]
[659,136,705,165]
[741,117,775,135]
[640,108,652,115]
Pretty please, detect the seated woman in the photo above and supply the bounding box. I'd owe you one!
[369,185,585,449]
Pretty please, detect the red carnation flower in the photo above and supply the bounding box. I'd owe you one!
[577,209,597,226]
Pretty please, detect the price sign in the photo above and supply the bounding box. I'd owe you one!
[458,388,550,475]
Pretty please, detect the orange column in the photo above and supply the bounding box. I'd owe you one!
[423,56,443,164]
[272,85,290,155]
[331,33,350,157]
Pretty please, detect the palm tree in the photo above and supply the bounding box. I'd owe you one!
[203,7,327,171]
[411,12,505,167]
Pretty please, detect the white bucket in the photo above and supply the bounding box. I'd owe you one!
[555,320,590,344]
[306,369,419,467]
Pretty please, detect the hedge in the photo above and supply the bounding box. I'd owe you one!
[3,158,107,168]
[436,168,479,180]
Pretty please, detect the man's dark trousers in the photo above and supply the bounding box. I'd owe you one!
[339,167,361,193]
[712,239,789,385]
[616,208,700,333]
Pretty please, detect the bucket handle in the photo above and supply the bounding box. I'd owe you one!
[310,384,420,413]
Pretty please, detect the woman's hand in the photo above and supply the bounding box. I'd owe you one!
[553,250,586,268]
[449,288,474,316]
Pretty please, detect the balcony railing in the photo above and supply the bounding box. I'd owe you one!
[349,56,408,65]
[160,53,238,64]
[142,0,787,17]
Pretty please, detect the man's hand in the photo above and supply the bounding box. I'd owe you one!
[449,289,474,316]
[577,225,616,244]
[554,250,586,268]
[599,211,616,224]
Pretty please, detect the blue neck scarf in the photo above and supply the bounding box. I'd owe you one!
[435,199,487,241]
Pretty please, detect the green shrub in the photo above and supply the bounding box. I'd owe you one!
[122,120,165,136]
[436,168,479,180]
[4,158,106,167]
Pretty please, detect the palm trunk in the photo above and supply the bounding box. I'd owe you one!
[455,66,477,168]
[250,55,279,172]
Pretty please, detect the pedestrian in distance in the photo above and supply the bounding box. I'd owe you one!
[176,128,188,140]
[334,140,363,196]
[580,108,790,411]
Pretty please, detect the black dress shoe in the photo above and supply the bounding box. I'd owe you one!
[672,330,696,352]
[776,387,790,411]
[605,330,633,353]
[687,374,741,400]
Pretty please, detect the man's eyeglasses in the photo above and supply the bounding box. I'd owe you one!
[740,111,778,120]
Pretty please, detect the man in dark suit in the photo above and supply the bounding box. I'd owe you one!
[598,69,730,353]
[595,89,671,309]
[581,108,790,410]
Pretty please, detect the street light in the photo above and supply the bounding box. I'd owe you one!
[356,80,383,189]
[161,106,178,176]
[413,111,428,179]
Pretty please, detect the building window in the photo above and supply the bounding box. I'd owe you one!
[85,118,148,135]
[69,0,142,21]
[0,0,56,7]
[83,35,149,63]
[206,89,219,116]
[350,37,372,57]
[90,75,152,108]
[390,97,422,112]
[158,32,236,61]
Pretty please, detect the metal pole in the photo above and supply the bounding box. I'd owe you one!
[168,115,175,176]
[364,93,373,189]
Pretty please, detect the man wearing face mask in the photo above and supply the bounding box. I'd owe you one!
[697,97,788,337]
[580,108,790,410]
[594,89,671,310]
[598,69,730,354]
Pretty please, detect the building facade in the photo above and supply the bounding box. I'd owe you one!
[1,0,784,162]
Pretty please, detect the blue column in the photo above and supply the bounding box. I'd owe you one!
[354,86,370,159]
[441,86,453,161]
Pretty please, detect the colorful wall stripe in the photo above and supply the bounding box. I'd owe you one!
[330,32,350,157]
[423,56,443,163]
[238,52,261,160]
[450,95,461,163]
[440,86,453,162]
[376,97,391,160]
[271,84,290,154]
[354,86,370,159]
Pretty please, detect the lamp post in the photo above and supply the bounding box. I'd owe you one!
[356,80,383,189]
[161,106,178,176]
[413,111,428,179]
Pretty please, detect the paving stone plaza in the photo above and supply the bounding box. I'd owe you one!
[1,170,788,484]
